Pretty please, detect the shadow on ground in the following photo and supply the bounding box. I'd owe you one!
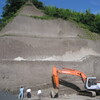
[60,79,81,91]
[0,91,18,100]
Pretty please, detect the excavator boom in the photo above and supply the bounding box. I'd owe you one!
[52,66,87,88]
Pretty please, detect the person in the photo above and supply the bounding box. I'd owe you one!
[18,86,24,99]
[37,89,42,100]
[26,88,31,98]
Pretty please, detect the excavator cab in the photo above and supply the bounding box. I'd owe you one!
[88,79,97,87]
[85,77,97,89]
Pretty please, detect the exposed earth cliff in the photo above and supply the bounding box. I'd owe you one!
[0,2,100,100]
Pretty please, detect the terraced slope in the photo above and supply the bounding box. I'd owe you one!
[0,2,100,97]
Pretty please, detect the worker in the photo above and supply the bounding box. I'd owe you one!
[37,89,42,100]
[18,86,24,99]
[26,88,31,98]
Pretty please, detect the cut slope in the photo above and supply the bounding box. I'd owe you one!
[0,1,86,38]
[0,37,100,61]
[19,4,44,16]
[0,15,85,38]
[0,2,100,96]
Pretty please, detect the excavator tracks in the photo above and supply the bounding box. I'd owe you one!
[78,90,96,97]
[51,89,97,98]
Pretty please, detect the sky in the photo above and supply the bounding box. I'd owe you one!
[0,0,6,18]
[39,0,100,14]
[0,0,100,18]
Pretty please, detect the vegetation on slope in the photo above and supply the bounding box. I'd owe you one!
[30,15,55,20]
[32,0,100,34]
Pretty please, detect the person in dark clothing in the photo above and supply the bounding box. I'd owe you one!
[26,88,31,98]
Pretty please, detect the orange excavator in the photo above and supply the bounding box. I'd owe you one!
[51,66,100,98]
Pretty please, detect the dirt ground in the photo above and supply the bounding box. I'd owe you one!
[23,94,100,100]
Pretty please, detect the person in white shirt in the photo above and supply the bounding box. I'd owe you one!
[37,89,42,100]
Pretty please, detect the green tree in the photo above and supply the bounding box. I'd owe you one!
[32,0,44,9]
[0,0,27,31]
[94,14,100,33]
[70,11,83,22]
[56,8,69,19]
[2,0,26,17]
[44,6,57,17]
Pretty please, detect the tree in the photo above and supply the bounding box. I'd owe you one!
[0,0,27,31]
[32,0,44,9]
[94,14,100,33]
[44,6,57,17]
[2,0,27,17]
[56,8,69,19]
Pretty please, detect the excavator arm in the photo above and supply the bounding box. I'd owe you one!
[52,66,87,89]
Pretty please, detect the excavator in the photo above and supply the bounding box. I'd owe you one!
[51,66,100,98]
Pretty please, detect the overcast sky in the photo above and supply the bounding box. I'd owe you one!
[0,0,100,18]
